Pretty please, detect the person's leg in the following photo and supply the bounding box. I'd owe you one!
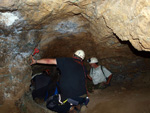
[72,97,88,112]
[47,95,71,113]
[57,102,71,113]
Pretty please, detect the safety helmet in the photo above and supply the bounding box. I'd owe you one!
[88,57,98,64]
[74,50,85,60]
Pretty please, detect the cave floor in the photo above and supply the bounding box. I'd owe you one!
[84,83,150,113]
[1,83,150,113]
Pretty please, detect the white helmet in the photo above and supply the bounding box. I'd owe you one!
[74,50,85,60]
[88,57,98,64]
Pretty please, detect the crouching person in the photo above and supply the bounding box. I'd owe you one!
[30,50,89,113]
[87,57,112,90]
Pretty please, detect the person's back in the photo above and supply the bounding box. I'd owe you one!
[56,57,87,101]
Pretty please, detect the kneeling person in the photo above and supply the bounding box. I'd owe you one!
[87,57,112,89]
[30,50,89,113]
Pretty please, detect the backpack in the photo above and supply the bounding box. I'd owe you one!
[30,70,59,100]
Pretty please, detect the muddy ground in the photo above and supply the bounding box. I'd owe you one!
[1,82,150,113]
[84,83,150,113]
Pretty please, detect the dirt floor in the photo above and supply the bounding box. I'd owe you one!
[1,83,150,113]
[83,83,150,113]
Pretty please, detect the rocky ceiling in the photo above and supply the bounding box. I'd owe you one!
[0,0,150,113]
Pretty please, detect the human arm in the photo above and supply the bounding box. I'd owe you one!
[103,74,112,85]
[30,55,57,65]
[106,74,112,84]
[87,74,92,81]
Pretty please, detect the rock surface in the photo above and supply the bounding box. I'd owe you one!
[0,0,150,112]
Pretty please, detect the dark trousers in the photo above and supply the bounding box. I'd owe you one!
[46,95,87,113]
[53,102,71,113]
[46,95,71,113]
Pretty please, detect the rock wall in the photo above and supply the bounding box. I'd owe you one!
[0,0,150,112]
[16,0,150,51]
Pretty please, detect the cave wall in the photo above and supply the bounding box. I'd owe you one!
[16,0,150,51]
[0,0,150,112]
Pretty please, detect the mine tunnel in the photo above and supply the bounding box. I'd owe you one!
[0,0,150,113]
